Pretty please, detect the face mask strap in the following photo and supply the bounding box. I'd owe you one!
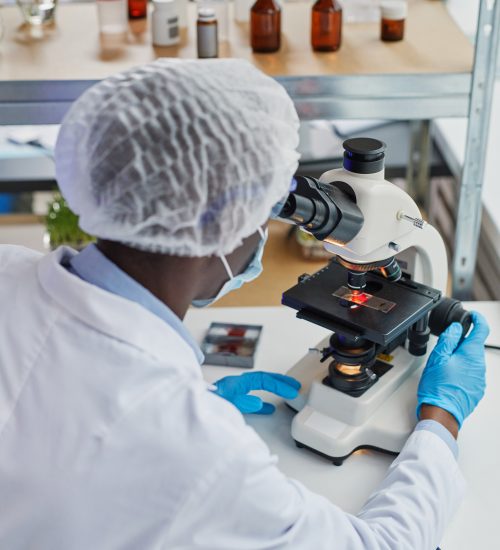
[192,227,266,308]
[219,254,234,280]
[218,227,265,283]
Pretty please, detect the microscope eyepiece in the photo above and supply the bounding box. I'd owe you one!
[276,176,364,244]
[281,192,328,229]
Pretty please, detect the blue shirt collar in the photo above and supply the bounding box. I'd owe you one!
[68,244,204,364]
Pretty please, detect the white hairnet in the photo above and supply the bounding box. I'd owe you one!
[55,59,300,256]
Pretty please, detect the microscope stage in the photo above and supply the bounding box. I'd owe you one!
[282,261,441,347]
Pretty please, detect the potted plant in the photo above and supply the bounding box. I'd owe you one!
[45,193,95,250]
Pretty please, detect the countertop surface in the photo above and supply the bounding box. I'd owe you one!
[185,302,500,549]
[0,1,473,80]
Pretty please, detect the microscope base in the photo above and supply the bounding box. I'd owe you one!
[285,337,427,463]
[293,439,398,467]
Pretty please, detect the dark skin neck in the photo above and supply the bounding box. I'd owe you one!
[96,228,262,320]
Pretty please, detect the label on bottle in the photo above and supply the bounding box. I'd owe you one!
[197,24,218,58]
[168,16,179,38]
[152,7,180,46]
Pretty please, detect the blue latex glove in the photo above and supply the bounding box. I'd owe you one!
[417,311,490,427]
[212,371,301,414]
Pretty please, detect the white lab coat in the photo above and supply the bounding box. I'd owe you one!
[0,245,465,550]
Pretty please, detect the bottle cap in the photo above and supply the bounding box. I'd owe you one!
[153,0,177,11]
[380,1,408,20]
[198,7,216,21]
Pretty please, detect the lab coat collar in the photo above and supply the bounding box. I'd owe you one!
[69,244,204,364]
[37,247,202,375]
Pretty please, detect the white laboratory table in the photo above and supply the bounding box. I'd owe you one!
[184,301,500,549]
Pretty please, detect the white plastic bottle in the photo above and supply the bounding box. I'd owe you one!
[152,0,180,46]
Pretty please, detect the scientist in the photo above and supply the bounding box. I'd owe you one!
[0,59,489,549]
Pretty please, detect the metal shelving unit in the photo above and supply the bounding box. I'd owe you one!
[451,0,500,299]
[0,0,498,298]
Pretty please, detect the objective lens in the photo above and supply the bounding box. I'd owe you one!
[379,257,401,282]
[347,270,367,290]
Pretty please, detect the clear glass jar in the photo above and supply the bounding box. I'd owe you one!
[96,0,128,35]
[16,0,58,26]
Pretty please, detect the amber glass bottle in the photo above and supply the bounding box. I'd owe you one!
[311,0,342,52]
[128,0,147,19]
[380,1,407,42]
[250,0,281,53]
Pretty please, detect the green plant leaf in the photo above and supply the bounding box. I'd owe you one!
[45,193,95,249]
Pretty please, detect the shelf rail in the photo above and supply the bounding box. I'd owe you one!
[453,0,500,299]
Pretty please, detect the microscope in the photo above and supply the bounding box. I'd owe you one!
[276,138,471,465]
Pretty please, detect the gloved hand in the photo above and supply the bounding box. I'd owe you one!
[212,372,301,414]
[417,311,489,428]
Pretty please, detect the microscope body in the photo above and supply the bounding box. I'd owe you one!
[318,165,447,293]
[278,138,463,465]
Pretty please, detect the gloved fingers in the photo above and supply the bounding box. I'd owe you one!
[266,373,302,391]
[466,311,490,345]
[432,322,463,357]
[250,371,300,399]
[238,372,299,396]
[212,376,239,398]
[233,394,264,414]
[253,402,276,415]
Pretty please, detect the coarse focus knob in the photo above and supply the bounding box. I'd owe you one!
[429,298,472,340]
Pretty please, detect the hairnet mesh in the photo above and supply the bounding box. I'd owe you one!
[55,59,300,256]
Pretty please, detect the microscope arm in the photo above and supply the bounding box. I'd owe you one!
[393,223,448,295]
